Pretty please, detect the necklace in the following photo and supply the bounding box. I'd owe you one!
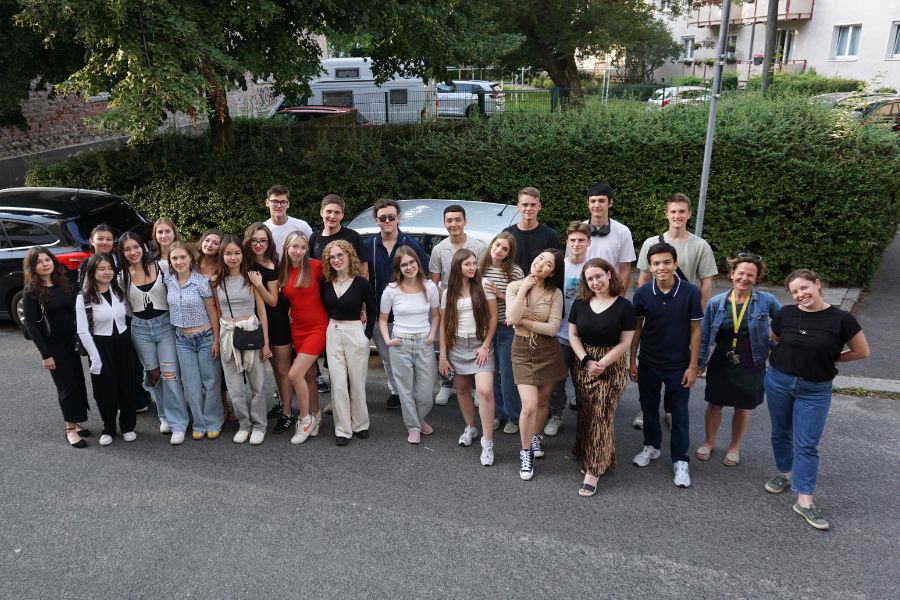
[590,295,615,311]
[335,276,352,285]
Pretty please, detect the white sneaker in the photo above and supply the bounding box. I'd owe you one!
[472,389,480,407]
[674,461,692,488]
[543,415,563,437]
[170,431,185,445]
[519,449,534,480]
[435,385,452,406]
[480,438,494,466]
[291,414,314,445]
[323,402,333,416]
[233,430,250,444]
[249,430,265,446]
[530,434,545,458]
[664,412,673,428]
[503,422,519,434]
[633,445,661,467]
[122,431,137,442]
[632,411,644,430]
[159,419,171,434]
[458,426,479,446]
[99,434,113,446]
[568,396,577,409]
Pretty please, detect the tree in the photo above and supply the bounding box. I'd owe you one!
[0,0,83,128]
[618,18,682,83]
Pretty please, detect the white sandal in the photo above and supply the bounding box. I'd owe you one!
[695,445,712,461]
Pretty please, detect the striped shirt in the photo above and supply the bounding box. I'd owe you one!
[481,264,524,322]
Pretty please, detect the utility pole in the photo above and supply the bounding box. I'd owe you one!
[760,0,779,94]
[694,0,733,238]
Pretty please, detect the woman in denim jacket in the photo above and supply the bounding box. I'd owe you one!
[696,255,781,466]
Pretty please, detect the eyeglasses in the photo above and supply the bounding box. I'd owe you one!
[268,199,288,206]
[377,214,398,223]
[737,253,762,261]
[399,261,417,269]
[250,239,268,246]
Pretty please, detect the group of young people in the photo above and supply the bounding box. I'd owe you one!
[22,183,869,530]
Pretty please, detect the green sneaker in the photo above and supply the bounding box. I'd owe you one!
[764,474,792,494]
[793,503,830,530]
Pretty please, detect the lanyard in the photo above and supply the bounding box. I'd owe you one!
[729,290,750,351]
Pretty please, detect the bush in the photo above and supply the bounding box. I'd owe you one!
[721,71,739,91]
[671,75,705,87]
[604,83,659,101]
[745,69,863,95]
[26,95,900,286]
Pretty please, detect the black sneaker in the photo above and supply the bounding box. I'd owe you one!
[267,399,283,419]
[385,394,401,410]
[271,413,294,434]
[531,434,545,458]
[519,449,534,480]
[316,374,330,394]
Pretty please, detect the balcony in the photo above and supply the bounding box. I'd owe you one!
[688,0,813,28]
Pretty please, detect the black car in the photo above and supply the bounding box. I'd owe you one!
[0,187,152,329]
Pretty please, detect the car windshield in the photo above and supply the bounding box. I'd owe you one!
[73,201,146,241]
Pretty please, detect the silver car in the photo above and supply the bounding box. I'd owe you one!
[435,81,505,118]
[346,198,521,258]
[647,85,711,108]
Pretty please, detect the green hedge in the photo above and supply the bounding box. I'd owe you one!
[26,94,900,286]
[745,69,863,95]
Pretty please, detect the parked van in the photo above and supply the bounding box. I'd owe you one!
[307,57,434,124]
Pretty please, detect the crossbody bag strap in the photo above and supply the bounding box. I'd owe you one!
[221,278,235,318]
[82,293,94,335]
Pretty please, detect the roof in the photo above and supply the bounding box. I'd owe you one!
[0,188,124,218]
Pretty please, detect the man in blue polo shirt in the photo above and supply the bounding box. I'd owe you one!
[366,199,428,409]
[629,242,702,488]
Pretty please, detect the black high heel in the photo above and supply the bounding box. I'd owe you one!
[65,426,87,449]
[75,427,91,437]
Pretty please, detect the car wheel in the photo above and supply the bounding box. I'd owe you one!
[11,289,25,331]
[465,104,483,119]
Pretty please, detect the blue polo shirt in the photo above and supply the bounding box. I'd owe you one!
[365,230,427,301]
[632,276,703,370]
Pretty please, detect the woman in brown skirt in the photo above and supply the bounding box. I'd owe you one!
[568,259,636,496]
[506,249,567,481]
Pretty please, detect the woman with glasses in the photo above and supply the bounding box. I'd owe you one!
[696,254,781,467]
[763,269,868,530]
[244,223,293,434]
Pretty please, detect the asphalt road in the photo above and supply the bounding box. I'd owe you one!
[1,322,897,599]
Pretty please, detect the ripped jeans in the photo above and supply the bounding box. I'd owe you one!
[131,312,189,433]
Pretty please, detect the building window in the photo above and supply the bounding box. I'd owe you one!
[334,68,360,79]
[776,30,796,62]
[389,89,408,105]
[726,34,738,59]
[890,22,900,58]
[832,25,861,59]
[681,36,695,60]
[322,91,353,107]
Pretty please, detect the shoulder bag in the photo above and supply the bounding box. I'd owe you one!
[222,280,264,351]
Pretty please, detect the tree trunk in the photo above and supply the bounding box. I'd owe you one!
[536,44,584,109]
[199,64,233,151]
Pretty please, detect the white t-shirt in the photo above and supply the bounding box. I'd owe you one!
[636,231,718,285]
[582,218,637,265]
[380,280,439,335]
[558,258,587,343]
[440,282,496,337]
[264,216,313,259]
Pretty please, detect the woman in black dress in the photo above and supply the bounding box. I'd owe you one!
[244,222,294,433]
[697,255,781,466]
[22,247,90,448]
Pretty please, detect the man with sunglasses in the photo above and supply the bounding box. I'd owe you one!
[581,182,635,293]
[263,184,312,259]
[366,199,428,409]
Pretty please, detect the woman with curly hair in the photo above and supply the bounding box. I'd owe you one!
[320,239,376,446]
[22,247,91,448]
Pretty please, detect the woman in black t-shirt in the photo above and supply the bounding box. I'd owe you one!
[568,259,636,497]
[764,269,869,530]
[22,247,91,448]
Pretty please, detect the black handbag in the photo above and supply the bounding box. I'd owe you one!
[75,298,93,357]
[23,298,51,340]
[222,280,264,351]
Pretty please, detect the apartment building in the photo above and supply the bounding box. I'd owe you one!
[655,0,900,89]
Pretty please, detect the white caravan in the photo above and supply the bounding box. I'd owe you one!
[308,57,434,124]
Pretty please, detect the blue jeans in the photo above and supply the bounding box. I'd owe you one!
[637,362,691,463]
[493,323,520,424]
[765,366,833,495]
[174,328,223,434]
[131,313,189,433]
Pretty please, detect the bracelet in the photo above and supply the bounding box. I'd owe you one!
[580,354,594,368]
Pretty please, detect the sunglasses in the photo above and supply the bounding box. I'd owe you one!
[377,214,398,223]
[737,252,762,260]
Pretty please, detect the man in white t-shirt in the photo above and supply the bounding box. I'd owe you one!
[429,204,487,408]
[633,192,717,430]
[581,182,635,293]
[263,184,312,259]
[545,222,591,437]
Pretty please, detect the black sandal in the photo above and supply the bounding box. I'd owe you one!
[76,427,91,437]
[578,483,597,497]
[65,426,87,449]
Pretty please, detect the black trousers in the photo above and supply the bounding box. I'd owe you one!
[90,327,137,436]
[48,338,89,423]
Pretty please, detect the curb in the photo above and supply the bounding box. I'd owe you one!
[833,375,900,394]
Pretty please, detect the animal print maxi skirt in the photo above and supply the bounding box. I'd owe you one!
[572,344,628,476]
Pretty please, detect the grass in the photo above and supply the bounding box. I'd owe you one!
[833,387,900,400]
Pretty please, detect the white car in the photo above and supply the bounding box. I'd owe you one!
[647,85,711,108]
[435,81,505,118]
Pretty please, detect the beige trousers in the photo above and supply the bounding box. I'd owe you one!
[325,320,370,438]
